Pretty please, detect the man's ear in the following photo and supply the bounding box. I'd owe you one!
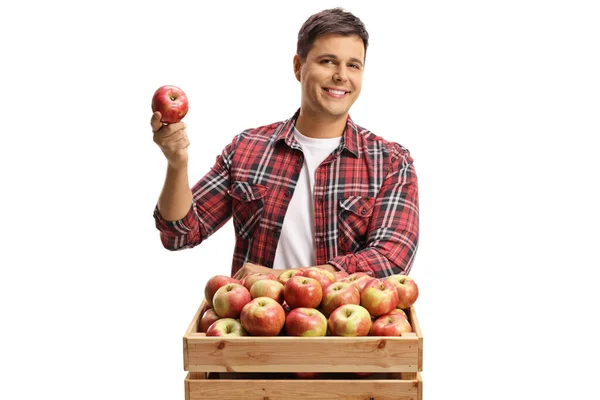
[293,55,302,82]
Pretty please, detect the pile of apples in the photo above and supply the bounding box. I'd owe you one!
[200,267,419,338]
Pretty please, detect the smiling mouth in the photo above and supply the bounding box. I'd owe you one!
[324,88,349,95]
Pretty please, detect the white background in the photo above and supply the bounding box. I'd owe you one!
[1,0,599,399]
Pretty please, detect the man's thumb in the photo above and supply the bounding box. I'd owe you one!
[151,112,163,132]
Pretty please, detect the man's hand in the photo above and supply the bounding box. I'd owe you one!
[232,264,338,281]
[233,263,282,280]
[151,111,189,169]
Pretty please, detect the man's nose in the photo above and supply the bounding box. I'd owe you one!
[333,67,348,83]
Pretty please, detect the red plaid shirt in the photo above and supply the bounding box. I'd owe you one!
[153,109,419,278]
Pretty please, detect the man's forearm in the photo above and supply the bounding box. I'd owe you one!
[329,230,419,278]
[157,164,193,221]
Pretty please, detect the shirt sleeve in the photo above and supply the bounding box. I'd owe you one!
[328,145,419,278]
[153,135,238,251]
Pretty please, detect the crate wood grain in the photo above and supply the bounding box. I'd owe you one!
[185,371,422,400]
[183,301,423,373]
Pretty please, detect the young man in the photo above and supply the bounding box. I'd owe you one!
[151,8,419,280]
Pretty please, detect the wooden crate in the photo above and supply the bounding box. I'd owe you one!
[182,301,423,373]
[184,371,422,400]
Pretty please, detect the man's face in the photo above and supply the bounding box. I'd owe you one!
[294,33,365,120]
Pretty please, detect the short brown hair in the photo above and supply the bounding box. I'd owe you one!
[296,8,369,61]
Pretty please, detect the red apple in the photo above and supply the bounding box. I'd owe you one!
[241,272,277,291]
[198,308,220,333]
[386,274,419,309]
[250,279,284,304]
[328,304,372,336]
[283,276,323,309]
[389,308,408,319]
[341,272,374,293]
[303,268,335,296]
[285,307,328,337]
[303,266,335,280]
[205,318,248,337]
[320,281,360,316]
[240,297,286,336]
[204,275,240,308]
[277,269,304,285]
[151,85,189,124]
[334,270,349,281]
[360,279,399,317]
[212,283,252,318]
[341,271,369,281]
[370,313,413,336]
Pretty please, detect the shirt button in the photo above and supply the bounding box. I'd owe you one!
[285,191,291,197]
[361,208,367,215]
[242,194,248,200]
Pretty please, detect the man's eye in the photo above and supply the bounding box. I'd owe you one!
[321,59,334,65]
[349,63,361,70]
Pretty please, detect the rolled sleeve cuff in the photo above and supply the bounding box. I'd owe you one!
[153,203,199,237]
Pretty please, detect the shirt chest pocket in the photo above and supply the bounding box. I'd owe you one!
[338,196,375,252]
[228,181,268,240]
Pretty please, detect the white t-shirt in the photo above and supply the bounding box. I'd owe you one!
[272,128,342,269]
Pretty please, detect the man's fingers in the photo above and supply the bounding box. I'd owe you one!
[232,268,244,280]
[157,129,188,150]
[163,134,190,153]
[232,263,276,281]
[154,122,187,139]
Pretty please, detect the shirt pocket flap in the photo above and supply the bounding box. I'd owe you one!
[339,196,375,217]
[228,181,268,202]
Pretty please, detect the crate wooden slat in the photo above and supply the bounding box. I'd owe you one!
[185,371,422,400]
[183,301,423,373]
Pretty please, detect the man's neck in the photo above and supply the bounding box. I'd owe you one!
[295,110,348,139]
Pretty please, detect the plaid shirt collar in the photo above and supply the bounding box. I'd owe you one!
[273,108,361,159]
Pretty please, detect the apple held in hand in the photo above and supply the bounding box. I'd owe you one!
[206,318,248,337]
[204,275,240,308]
[241,272,277,291]
[277,269,304,285]
[370,313,412,336]
[328,304,372,337]
[283,276,323,309]
[198,308,221,333]
[386,274,419,309]
[285,307,328,337]
[212,283,252,318]
[240,297,286,336]
[320,281,360,316]
[250,279,284,304]
[151,85,189,124]
[360,279,399,317]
